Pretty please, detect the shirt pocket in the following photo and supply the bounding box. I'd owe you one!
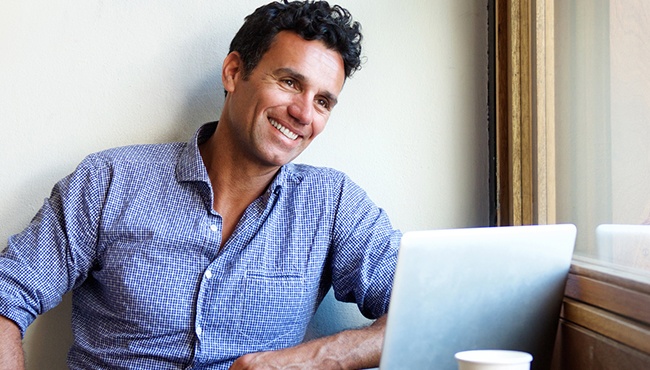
[236,271,309,347]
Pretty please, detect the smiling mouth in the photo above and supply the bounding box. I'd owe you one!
[270,119,299,140]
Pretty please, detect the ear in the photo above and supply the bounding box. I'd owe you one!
[222,52,243,94]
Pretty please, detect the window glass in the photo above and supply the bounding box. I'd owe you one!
[554,0,650,274]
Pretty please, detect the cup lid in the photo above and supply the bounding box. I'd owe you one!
[455,350,533,364]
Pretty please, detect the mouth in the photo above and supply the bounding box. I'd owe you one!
[270,118,299,141]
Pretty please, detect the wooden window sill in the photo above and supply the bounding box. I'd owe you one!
[552,258,650,369]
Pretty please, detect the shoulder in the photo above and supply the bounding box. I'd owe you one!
[66,142,186,186]
[68,142,187,176]
[86,142,185,166]
[283,163,349,185]
[281,163,369,201]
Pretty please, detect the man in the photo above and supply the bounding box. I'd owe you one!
[0,1,401,369]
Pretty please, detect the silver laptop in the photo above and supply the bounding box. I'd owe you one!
[380,224,576,370]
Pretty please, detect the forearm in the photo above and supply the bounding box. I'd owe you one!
[311,314,386,369]
[0,315,25,369]
[231,314,387,370]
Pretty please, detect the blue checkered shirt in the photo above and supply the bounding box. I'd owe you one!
[0,122,401,369]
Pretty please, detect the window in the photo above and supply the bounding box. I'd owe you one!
[494,0,650,277]
[493,0,650,367]
[554,0,650,275]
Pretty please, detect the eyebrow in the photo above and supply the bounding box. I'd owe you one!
[274,67,339,107]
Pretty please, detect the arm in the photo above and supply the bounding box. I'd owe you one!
[0,315,25,369]
[230,315,386,370]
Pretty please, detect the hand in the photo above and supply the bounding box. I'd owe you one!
[229,315,386,370]
[229,351,281,370]
[229,345,343,370]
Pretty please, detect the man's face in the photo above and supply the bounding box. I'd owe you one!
[221,31,346,169]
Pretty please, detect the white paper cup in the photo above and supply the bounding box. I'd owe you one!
[455,350,533,370]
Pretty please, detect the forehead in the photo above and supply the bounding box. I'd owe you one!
[258,31,346,92]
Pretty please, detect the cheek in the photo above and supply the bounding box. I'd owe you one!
[310,118,329,139]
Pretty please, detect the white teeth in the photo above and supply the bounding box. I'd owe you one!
[270,119,299,140]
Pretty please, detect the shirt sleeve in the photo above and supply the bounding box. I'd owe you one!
[328,173,402,320]
[0,154,107,335]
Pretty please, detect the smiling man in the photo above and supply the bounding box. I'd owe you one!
[0,1,401,369]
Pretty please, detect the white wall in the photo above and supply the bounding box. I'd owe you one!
[1,1,489,368]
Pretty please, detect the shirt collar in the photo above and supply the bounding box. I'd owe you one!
[175,122,216,183]
[175,121,288,195]
[267,164,288,195]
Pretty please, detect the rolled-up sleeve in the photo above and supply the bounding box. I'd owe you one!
[0,155,107,335]
[329,174,402,320]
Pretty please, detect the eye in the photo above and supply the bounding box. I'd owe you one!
[316,98,330,110]
[282,78,297,89]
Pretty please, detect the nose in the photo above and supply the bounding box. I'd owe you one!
[287,94,314,125]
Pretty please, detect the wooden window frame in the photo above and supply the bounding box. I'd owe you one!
[495,0,554,226]
[494,0,650,368]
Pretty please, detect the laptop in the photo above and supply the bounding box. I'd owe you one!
[379,224,577,370]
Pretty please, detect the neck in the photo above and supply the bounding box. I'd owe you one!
[199,124,281,248]
[199,123,279,213]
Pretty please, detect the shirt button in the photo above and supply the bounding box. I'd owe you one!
[204,269,213,280]
[209,224,218,232]
[196,326,203,337]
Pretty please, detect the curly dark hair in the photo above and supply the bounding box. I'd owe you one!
[229,0,363,79]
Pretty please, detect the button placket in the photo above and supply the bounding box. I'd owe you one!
[194,219,220,354]
[205,217,222,256]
